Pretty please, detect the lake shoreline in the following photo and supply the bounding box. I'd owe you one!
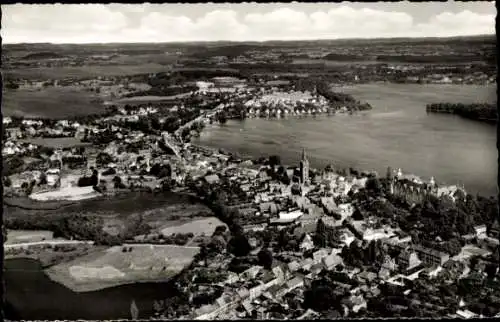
[4,257,180,320]
[194,84,497,197]
[44,266,178,293]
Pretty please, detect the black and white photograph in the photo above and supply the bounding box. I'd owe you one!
[1,1,498,320]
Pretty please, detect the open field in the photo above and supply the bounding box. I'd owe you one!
[30,186,102,202]
[2,87,105,119]
[4,192,213,243]
[102,200,211,237]
[160,216,226,236]
[3,196,77,211]
[4,191,205,217]
[3,63,171,81]
[20,137,91,149]
[46,244,199,292]
[113,92,192,104]
[5,230,55,245]
[4,244,103,270]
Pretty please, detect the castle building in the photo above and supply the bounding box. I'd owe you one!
[300,148,310,186]
[390,168,438,204]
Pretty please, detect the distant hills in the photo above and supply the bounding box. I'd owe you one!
[3,34,495,48]
[3,34,495,65]
[21,52,65,60]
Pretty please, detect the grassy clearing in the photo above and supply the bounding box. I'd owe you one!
[46,244,199,292]
[2,87,105,118]
[5,230,55,245]
[160,217,226,236]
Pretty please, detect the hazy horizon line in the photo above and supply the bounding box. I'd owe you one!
[3,33,496,46]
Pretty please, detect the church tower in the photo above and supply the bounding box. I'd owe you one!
[386,166,394,194]
[300,148,310,186]
[428,176,438,196]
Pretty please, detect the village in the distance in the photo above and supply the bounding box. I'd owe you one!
[2,10,500,321]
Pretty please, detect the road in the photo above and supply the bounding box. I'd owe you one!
[174,103,225,140]
[123,243,200,250]
[4,240,94,250]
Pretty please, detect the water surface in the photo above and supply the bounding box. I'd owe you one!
[4,258,177,320]
[195,84,497,196]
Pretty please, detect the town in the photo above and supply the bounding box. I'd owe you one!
[3,70,500,319]
[2,4,498,317]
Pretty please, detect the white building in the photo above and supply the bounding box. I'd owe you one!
[278,209,304,221]
[46,169,61,186]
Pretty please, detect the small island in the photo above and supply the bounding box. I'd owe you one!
[426,102,497,123]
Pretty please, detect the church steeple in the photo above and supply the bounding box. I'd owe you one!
[300,148,310,186]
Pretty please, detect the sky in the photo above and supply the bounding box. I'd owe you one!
[1,2,496,43]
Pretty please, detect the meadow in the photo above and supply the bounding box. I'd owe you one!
[5,230,55,245]
[159,217,226,237]
[46,244,200,292]
[4,191,214,245]
[2,87,105,119]
[3,63,172,81]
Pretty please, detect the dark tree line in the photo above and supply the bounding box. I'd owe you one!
[427,102,497,123]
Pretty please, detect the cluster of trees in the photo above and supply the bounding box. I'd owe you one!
[340,239,388,268]
[124,85,197,98]
[198,225,230,256]
[376,54,488,64]
[303,270,357,314]
[219,103,247,121]
[180,120,206,141]
[77,169,99,187]
[151,218,237,318]
[314,219,342,248]
[214,111,228,124]
[399,193,496,244]
[3,156,25,176]
[260,156,292,185]
[156,232,194,246]
[152,293,191,319]
[426,102,497,123]
[149,163,172,179]
[86,129,117,145]
[354,176,498,249]
[102,107,199,137]
[257,248,274,269]
[4,213,121,246]
[96,152,113,167]
[292,78,373,111]
[190,180,255,259]
[122,213,152,240]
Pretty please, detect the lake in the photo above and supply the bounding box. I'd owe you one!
[4,258,177,320]
[194,84,497,196]
[4,191,200,320]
